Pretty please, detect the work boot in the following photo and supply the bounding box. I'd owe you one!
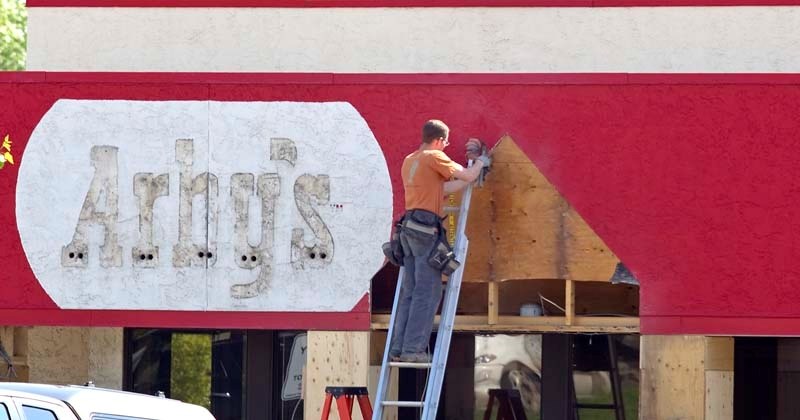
[398,352,431,363]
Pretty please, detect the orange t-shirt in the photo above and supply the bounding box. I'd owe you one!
[402,150,462,215]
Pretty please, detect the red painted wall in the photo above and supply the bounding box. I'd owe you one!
[3,73,800,334]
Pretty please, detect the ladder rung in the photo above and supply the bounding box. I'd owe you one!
[382,401,424,408]
[443,206,460,213]
[389,362,432,369]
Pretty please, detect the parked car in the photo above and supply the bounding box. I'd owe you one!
[475,334,543,414]
[0,383,215,420]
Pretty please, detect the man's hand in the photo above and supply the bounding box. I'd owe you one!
[465,138,484,161]
[452,138,492,186]
[465,138,491,169]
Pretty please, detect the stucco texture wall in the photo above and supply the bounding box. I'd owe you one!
[28,327,123,389]
[25,7,800,72]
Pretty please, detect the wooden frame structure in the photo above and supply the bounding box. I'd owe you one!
[373,136,639,335]
[372,279,638,334]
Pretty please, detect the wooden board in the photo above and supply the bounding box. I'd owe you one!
[305,331,370,420]
[706,370,734,420]
[371,314,639,334]
[640,335,706,420]
[368,331,397,420]
[461,136,622,283]
[455,279,638,316]
[705,337,734,371]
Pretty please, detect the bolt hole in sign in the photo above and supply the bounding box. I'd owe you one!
[16,100,392,312]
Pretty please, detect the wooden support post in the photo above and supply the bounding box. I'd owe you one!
[305,331,370,420]
[488,282,499,325]
[444,334,475,419]
[640,335,733,420]
[541,334,573,420]
[565,280,575,326]
[705,337,733,420]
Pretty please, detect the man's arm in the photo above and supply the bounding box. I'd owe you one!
[443,179,470,194]
[451,160,486,183]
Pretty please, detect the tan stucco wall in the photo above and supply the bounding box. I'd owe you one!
[26,7,800,72]
[27,327,123,389]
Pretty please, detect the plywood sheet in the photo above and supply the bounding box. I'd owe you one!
[368,332,397,420]
[461,136,622,283]
[305,331,370,420]
[455,280,638,316]
[640,335,705,420]
[706,370,733,420]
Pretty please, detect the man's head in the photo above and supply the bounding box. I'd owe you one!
[421,119,450,150]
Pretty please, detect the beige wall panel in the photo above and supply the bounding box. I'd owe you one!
[640,335,705,420]
[26,327,124,389]
[88,328,124,389]
[28,327,90,385]
[706,370,733,420]
[26,8,800,72]
[13,328,28,358]
[305,331,370,420]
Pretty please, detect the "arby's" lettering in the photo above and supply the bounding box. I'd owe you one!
[60,138,333,299]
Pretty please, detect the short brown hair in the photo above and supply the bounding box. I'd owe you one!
[421,120,449,144]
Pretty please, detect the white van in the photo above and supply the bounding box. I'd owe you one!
[0,383,215,420]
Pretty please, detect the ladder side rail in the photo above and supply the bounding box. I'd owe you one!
[608,336,626,420]
[372,266,406,420]
[421,238,468,419]
[421,181,474,419]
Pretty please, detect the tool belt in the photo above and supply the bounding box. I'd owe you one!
[382,217,405,267]
[382,209,461,275]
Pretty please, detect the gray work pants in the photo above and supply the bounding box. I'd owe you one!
[389,211,444,356]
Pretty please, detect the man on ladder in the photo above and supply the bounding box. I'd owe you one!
[387,119,489,363]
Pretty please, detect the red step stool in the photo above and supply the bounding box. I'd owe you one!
[320,386,373,420]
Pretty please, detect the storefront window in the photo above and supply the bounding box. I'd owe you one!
[125,329,243,420]
[124,329,306,420]
[274,332,306,420]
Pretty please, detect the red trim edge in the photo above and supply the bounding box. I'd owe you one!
[0,309,370,330]
[5,72,800,85]
[642,316,800,336]
[24,0,800,6]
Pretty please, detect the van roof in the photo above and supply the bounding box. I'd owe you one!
[0,383,214,420]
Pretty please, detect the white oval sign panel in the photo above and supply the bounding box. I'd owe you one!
[16,100,393,312]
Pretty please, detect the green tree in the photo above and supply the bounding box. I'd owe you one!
[170,333,212,409]
[0,0,26,70]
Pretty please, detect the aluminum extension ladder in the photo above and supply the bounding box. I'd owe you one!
[372,179,475,420]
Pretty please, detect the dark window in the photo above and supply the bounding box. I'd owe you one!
[734,337,777,420]
[124,329,241,418]
[21,405,58,420]
[124,329,306,420]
